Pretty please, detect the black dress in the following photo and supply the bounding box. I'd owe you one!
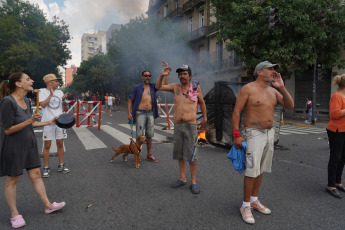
[0,95,40,177]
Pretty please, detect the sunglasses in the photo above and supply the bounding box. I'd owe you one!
[143,75,151,78]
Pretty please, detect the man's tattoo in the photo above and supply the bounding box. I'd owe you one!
[176,89,180,95]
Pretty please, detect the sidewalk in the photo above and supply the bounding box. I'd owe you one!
[282,116,328,129]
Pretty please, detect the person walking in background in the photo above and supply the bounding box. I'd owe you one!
[156,62,207,194]
[104,93,109,111]
[39,74,70,178]
[108,93,114,116]
[128,66,169,163]
[0,73,66,229]
[232,61,294,224]
[91,93,98,108]
[325,74,345,199]
[303,97,312,124]
[300,97,311,119]
[115,93,121,111]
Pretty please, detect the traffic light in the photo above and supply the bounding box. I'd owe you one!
[317,63,323,81]
[268,7,278,30]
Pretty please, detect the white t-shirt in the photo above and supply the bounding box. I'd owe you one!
[108,96,114,105]
[39,88,64,122]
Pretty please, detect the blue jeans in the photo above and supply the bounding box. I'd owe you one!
[136,111,154,137]
[308,108,312,122]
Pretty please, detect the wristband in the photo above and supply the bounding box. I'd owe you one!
[232,129,241,138]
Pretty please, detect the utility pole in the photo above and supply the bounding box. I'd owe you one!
[312,63,317,124]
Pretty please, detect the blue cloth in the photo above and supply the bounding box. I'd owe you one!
[129,83,159,124]
[227,142,247,174]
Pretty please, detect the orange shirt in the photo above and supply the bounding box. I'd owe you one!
[327,92,345,132]
[105,96,108,103]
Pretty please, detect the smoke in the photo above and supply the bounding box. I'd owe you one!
[27,0,150,66]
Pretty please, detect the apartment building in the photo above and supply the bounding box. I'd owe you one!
[81,30,106,61]
[65,64,78,86]
[147,0,242,94]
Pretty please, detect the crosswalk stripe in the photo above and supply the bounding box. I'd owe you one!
[282,126,325,132]
[118,124,168,142]
[72,127,107,150]
[101,125,132,144]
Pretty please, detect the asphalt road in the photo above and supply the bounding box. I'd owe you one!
[0,105,344,230]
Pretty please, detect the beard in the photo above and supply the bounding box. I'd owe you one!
[143,79,150,84]
[263,77,275,83]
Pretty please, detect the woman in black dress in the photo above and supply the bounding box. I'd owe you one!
[0,73,66,229]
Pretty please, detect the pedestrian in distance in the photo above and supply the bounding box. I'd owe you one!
[232,61,294,224]
[115,93,121,111]
[108,93,114,116]
[0,72,66,229]
[39,74,70,178]
[91,93,98,108]
[128,65,169,163]
[302,97,313,124]
[300,97,311,119]
[156,61,207,194]
[104,93,109,111]
[325,74,345,199]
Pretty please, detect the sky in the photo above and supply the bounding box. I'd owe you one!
[27,0,150,68]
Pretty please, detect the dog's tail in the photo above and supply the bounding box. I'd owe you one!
[112,147,117,152]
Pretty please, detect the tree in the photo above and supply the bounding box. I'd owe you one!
[70,55,117,94]
[211,0,345,79]
[0,0,71,87]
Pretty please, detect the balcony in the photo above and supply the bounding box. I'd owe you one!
[183,0,194,13]
[193,0,206,7]
[147,0,168,15]
[189,26,211,41]
[166,7,183,20]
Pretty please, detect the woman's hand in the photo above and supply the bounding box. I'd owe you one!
[32,113,42,122]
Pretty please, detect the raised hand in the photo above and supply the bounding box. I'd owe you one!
[161,60,171,76]
[271,72,285,89]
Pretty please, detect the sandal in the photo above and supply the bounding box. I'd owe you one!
[10,215,26,229]
[171,179,187,188]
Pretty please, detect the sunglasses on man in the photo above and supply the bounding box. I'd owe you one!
[143,75,151,78]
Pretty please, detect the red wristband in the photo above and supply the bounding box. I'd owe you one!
[232,129,241,138]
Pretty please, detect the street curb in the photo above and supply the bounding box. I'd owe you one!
[281,121,314,128]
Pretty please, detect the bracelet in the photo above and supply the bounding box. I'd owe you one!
[232,129,241,138]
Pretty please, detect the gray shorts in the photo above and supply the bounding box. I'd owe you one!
[173,123,198,162]
[243,127,275,178]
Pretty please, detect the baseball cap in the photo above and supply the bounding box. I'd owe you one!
[176,64,192,73]
[253,61,279,76]
[43,74,62,83]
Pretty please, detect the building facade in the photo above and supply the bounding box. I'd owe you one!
[147,0,243,95]
[65,64,78,86]
[81,30,106,61]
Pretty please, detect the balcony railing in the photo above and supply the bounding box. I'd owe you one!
[193,0,206,7]
[183,0,194,13]
[167,7,183,19]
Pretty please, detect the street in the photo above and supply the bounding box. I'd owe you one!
[0,106,344,230]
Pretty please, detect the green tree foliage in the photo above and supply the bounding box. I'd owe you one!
[211,0,345,78]
[70,55,117,94]
[107,16,191,88]
[0,0,71,87]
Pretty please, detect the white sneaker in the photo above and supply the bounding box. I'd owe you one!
[240,206,255,224]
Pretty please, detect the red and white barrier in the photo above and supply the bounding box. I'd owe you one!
[65,100,102,130]
[158,103,174,130]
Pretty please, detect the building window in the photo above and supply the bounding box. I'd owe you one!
[188,17,193,33]
[164,4,169,17]
[199,10,204,28]
[176,0,180,8]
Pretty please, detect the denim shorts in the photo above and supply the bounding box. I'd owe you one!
[173,123,198,162]
[136,110,154,138]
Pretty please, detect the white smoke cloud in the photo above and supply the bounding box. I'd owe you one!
[27,0,150,67]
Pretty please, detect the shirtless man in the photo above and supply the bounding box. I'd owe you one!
[128,68,169,162]
[232,61,294,224]
[156,62,207,194]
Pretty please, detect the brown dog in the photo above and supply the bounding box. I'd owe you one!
[110,136,146,168]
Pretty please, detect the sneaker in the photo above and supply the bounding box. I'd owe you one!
[240,206,255,224]
[304,120,311,124]
[250,200,271,214]
[58,163,70,173]
[10,215,26,229]
[147,154,158,162]
[45,201,66,214]
[42,167,50,178]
